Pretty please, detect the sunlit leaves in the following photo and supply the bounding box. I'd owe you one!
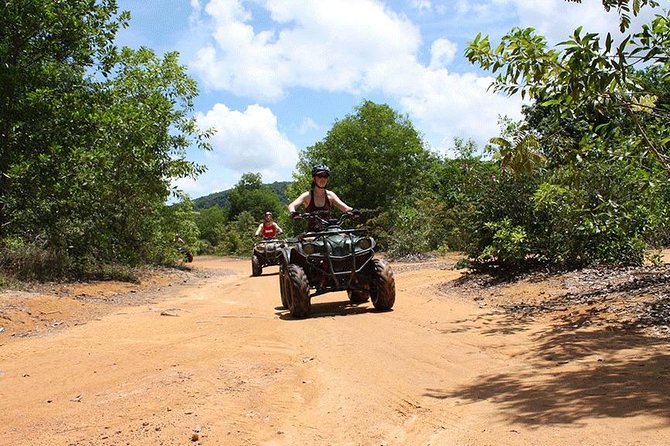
[0,1,211,267]
[564,0,659,31]
[463,1,669,267]
[298,100,435,216]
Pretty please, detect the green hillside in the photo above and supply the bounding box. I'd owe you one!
[192,181,292,210]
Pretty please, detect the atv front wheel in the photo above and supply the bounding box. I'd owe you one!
[251,255,262,277]
[370,259,395,311]
[287,264,311,318]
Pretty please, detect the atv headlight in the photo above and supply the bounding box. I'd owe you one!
[356,237,372,250]
[303,243,316,255]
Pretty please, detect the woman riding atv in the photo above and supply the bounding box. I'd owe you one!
[255,211,283,239]
[287,164,359,231]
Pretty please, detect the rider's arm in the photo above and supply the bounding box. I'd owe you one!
[274,222,284,234]
[254,223,262,236]
[328,191,353,213]
[288,191,309,213]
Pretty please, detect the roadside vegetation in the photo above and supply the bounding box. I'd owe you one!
[1,0,668,283]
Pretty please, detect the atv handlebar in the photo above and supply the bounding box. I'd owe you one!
[294,210,360,227]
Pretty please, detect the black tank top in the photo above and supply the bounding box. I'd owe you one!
[305,188,331,231]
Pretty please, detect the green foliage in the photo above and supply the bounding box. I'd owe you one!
[0,236,137,282]
[296,100,437,219]
[194,206,228,254]
[478,219,529,267]
[215,211,257,257]
[190,174,293,256]
[462,1,670,268]
[358,137,500,257]
[488,118,546,176]
[466,169,543,259]
[228,173,284,221]
[157,198,201,263]
[0,1,210,275]
[375,197,452,258]
[564,0,659,32]
[192,181,290,210]
[465,7,670,174]
[534,157,659,265]
[0,237,70,281]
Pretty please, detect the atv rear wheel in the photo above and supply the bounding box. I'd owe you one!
[347,282,370,304]
[279,265,290,309]
[251,255,262,276]
[287,264,310,318]
[370,259,395,311]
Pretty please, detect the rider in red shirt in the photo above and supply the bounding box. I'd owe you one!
[255,211,283,239]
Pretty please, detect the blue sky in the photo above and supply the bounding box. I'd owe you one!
[114,0,656,199]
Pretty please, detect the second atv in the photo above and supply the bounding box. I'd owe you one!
[251,238,283,276]
[278,211,395,318]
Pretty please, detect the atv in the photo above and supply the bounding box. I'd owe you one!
[278,211,395,318]
[251,237,284,276]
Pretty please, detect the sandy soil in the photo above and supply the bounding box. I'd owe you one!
[0,254,668,446]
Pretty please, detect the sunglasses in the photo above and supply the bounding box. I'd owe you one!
[316,173,329,178]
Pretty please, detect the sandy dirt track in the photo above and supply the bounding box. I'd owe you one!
[0,255,668,445]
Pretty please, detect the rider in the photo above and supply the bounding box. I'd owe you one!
[287,164,359,231]
[255,211,283,239]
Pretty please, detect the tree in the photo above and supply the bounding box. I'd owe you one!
[0,0,126,194]
[465,6,669,174]
[194,205,228,254]
[0,1,210,269]
[296,100,436,216]
[566,0,659,31]
[227,173,284,222]
[488,118,546,177]
[463,1,669,266]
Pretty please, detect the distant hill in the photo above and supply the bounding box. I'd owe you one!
[192,181,292,210]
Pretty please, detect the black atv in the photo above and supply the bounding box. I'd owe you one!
[251,237,284,276]
[278,211,395,318]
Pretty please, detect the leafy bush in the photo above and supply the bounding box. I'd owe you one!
[477,219,529,267]
[0,237,137,282]
[0,238,69,281]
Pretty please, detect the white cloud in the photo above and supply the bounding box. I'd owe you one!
[502,0,659,44]
[195,103,299,183]
[191,0,421,100]
[187,0,659,163]
[188,0,521,150]
[299,117,320,135]
[429,38,457,68]
[454,0,470,15]
[411,0,432,12]
[398,69,524,152]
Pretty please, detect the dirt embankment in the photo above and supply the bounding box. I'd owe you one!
[1,255,668,446]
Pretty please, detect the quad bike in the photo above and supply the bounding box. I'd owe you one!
[278,211,395,318]
[174,236,193,263]
[251,237,284,276]
[179,247,194,263]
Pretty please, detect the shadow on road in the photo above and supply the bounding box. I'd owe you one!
[428,310,670,426]
[275,299,388,320]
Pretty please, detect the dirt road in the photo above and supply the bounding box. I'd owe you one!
[1,256,668,445]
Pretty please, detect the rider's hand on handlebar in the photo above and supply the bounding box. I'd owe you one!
[291,211,301,220]
[350,208,361,218]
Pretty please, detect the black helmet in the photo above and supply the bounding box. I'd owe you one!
[311,164,330,177]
